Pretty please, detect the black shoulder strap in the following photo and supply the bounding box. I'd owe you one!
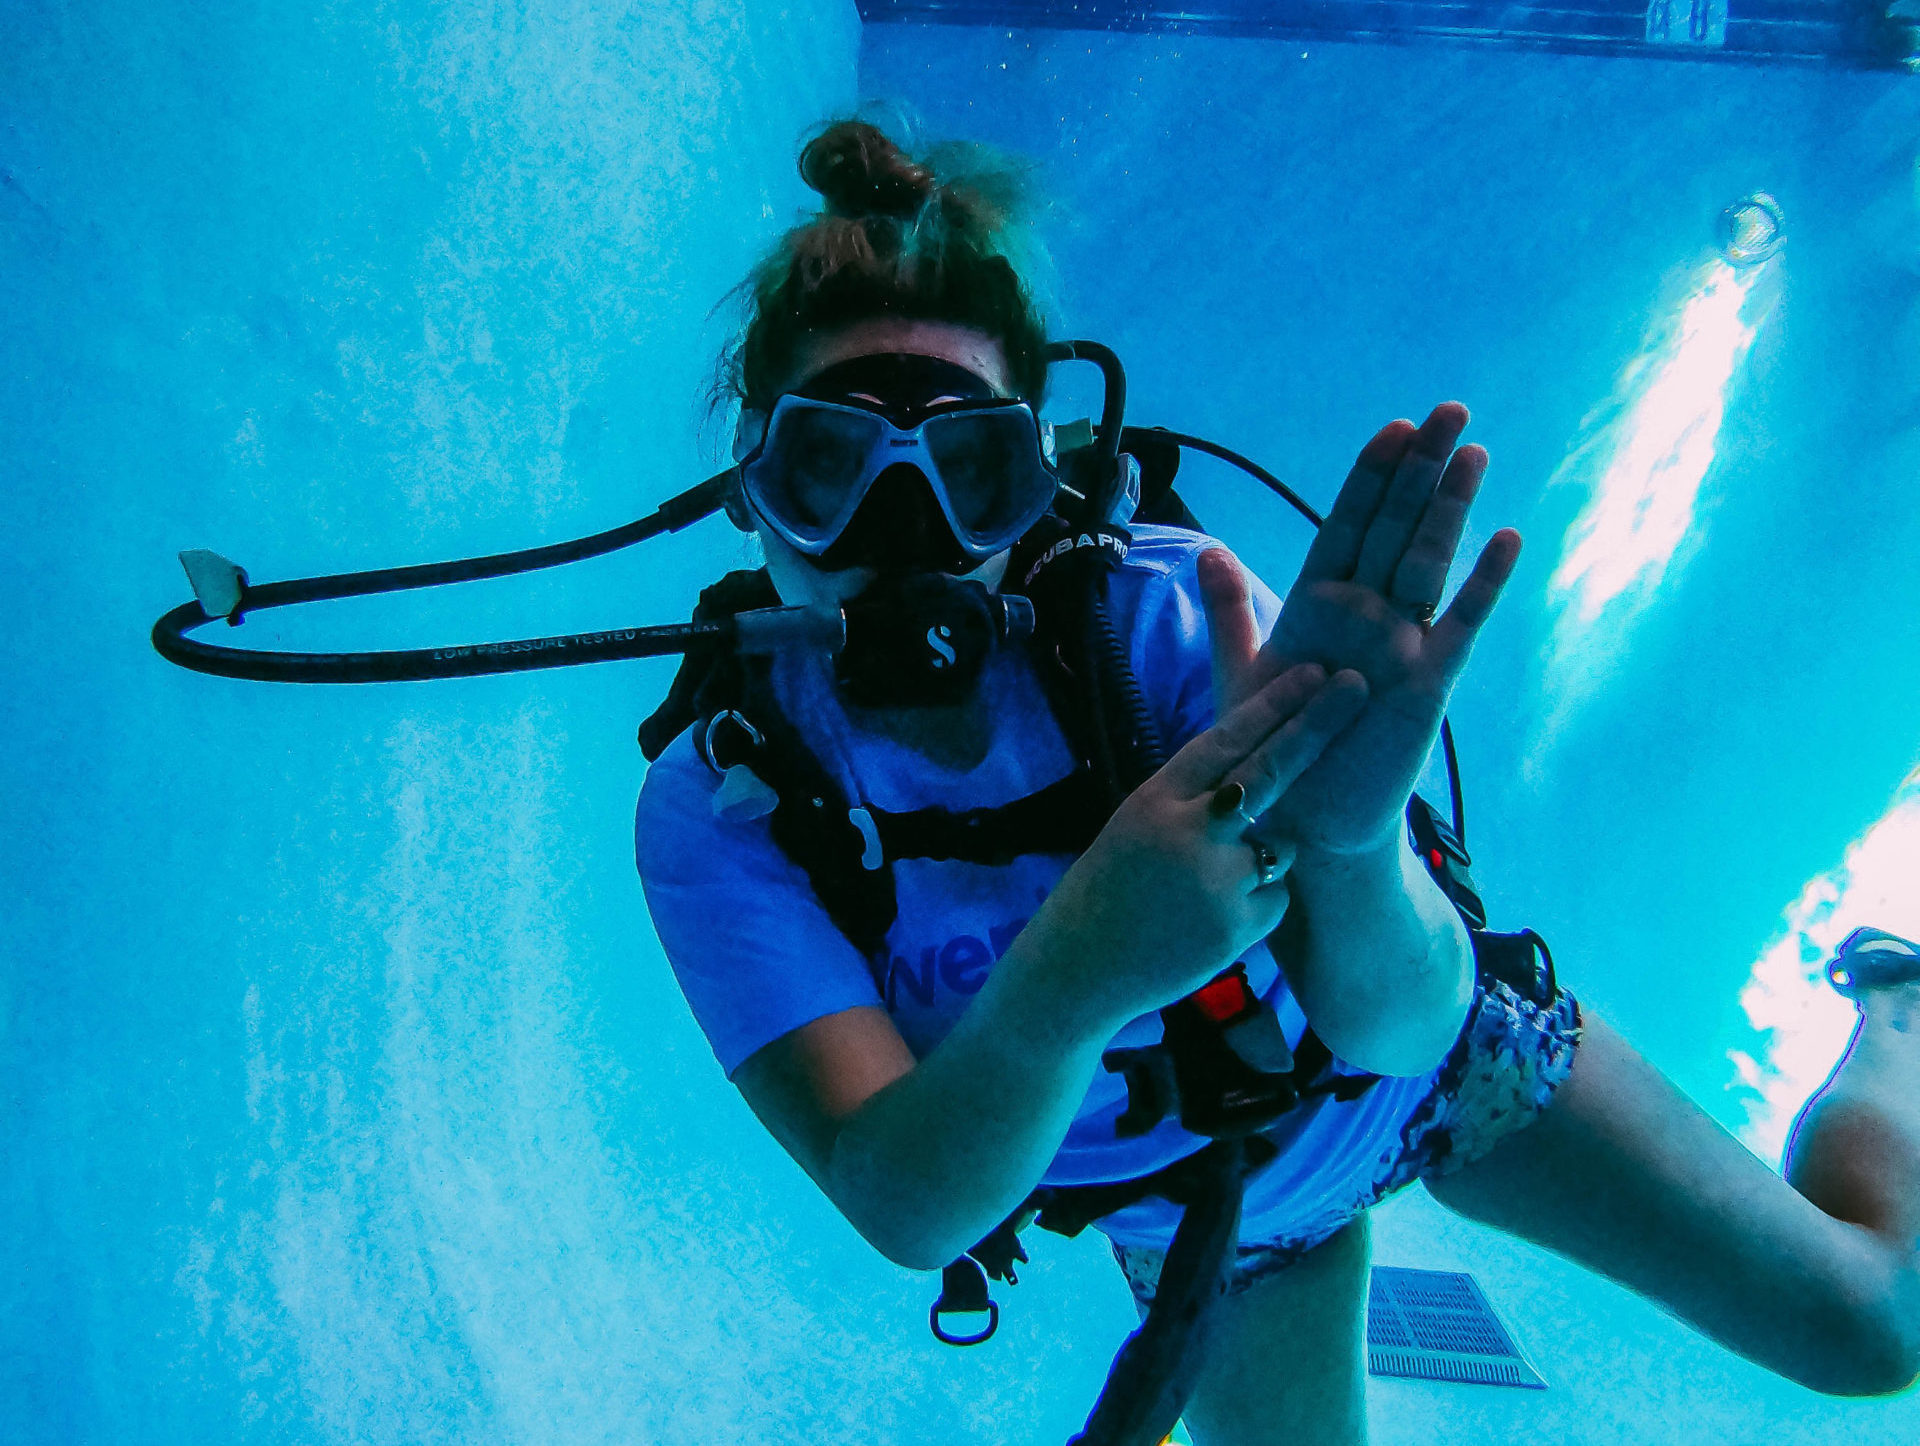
[632,567,899,963]
[730,654,901,964]
[636,568,780,762]
[1407,793,1560,1008]
[869,767,1110,866]
[636,535,1153,969]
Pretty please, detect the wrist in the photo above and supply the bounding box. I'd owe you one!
[999,883,1140,1044]
[1277,833,1473,1076]
[1290,829,1403,890]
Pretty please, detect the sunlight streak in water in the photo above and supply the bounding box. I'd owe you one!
[1727,764,1920,1166]
[1527,259,1774,768]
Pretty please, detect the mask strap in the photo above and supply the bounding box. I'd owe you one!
[725,408,770,531]
[731,407,768,463]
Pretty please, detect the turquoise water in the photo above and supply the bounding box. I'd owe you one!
[5,5,1920,1442]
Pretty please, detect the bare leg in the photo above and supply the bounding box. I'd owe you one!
[1423,1007,1920,1397]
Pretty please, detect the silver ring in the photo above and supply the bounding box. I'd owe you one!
[1211,785,1262,840]
[1249,838,1282,888]
[1404,598,1437,625]
[1212,782,1281,884]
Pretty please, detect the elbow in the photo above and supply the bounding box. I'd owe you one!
[824,1140,980,1272]
[853,1215,967,1273]
[878,1238,960,1274]
[1328,993,1471,1077]
[1364,902,1476,1075]
[1315,936,1475,1077]
[831,1183,972,1272]
[1280,839,1478,1077]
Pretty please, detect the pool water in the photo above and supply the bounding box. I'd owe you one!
[5,5,1919,1443]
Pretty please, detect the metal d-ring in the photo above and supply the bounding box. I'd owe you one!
[700,709,762,774]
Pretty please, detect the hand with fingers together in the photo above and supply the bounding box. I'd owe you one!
[1042,662,1369,1023]
[1198,403,1522,859]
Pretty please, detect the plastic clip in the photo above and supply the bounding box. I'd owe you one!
[712,765,778,823]
[1100,1043,1179,1138]
[178,550,249,623]
[848,805,883,871]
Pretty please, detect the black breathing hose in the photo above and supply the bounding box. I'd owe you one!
[151,470,736,683]
[147,343,1469,845]
[150,340,1477,1446]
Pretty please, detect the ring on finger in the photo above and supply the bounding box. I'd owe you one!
[1394,596,1437,626]
[1211,782,1285,887]
[1249,838,1283,888]
[1209,780,1261,834]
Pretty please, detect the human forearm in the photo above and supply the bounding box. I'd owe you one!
[822,910,1130,1271]
[1277,835,1473,1076]
[813,668,1357,1270]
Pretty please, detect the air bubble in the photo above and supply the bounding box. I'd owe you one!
[1716,192,1786,266]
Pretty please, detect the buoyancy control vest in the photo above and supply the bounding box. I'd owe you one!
[635,510,1395,1148]
[636,507,1562,1446]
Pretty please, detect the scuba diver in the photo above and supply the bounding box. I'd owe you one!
[149,118,1920,1446]
[629,122,1920,1443]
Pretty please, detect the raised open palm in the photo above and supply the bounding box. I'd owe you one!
[1199,403,1522,856]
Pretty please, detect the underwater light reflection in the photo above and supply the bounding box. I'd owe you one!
[1729,766,1920,1163]
[1531,258,1773,760]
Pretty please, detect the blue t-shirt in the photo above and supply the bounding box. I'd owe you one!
[636,526,1440,1249]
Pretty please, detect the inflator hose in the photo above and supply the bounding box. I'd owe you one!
[1091,590,1167,781]
[1067,1140,1250,1446]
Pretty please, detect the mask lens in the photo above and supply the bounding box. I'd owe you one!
[923,407,1051,539]
[755,403,880,535]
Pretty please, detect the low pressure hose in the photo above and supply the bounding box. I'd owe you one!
[1091,590,1167,783]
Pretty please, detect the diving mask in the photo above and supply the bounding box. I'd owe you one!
[736,385,1059,569]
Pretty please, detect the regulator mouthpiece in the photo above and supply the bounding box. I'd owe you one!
[836,575,1034,708]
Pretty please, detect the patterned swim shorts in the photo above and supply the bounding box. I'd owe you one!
[1112,975,1583,1307]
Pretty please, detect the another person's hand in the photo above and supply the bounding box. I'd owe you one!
[1040,662,1367,1025]
[1200,404,1520,857]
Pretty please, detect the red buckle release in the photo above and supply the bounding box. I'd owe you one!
[1191,968,1254,1023]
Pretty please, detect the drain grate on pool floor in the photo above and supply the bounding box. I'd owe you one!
[1367,1267,1547,1389]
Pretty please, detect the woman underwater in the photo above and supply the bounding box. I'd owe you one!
[636,121,1920,1443]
